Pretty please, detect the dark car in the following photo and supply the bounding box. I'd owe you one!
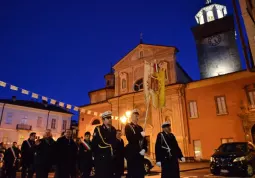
[210,142,255,177]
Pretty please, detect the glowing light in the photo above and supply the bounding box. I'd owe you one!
[125,111,131,118]
[120,116,127,124]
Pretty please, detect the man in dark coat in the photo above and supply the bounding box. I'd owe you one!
[125,109,148,178]
[34,129,56,178]
[21,132,36,178]
[56,129,78,178]
[113,130,125,178]
[78,132,93,178]
[155,121,185,178]
[4,142,20,178]
[92,111,117,178]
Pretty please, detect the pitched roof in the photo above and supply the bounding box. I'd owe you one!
[113,43,179,69]
[0,99,73,114]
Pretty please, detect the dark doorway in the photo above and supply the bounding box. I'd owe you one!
[251,124,255,143]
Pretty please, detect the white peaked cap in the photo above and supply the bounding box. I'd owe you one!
[102,111,112,119]
[162,121,171,128]
[131,109,140,115]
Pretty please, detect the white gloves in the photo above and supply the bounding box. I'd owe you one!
[140,131,145,137]
[181,157,186,162]
[139,149,145,156]
[156,162,161,167]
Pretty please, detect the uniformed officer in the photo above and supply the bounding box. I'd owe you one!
[155,121,185,178]
[125,109,147,178]
[91,111,117,178]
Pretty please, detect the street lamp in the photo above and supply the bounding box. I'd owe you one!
[120,116,127,124]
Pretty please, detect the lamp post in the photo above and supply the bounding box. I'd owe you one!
[119,110,132,132]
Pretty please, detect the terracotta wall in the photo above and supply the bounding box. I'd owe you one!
[186,72,255,159]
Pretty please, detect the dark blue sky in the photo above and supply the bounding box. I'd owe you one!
[0,0,246,117]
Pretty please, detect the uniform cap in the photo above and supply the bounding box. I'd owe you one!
[131,109,140,115]
[162,121,171,128]
[102,111,112,119]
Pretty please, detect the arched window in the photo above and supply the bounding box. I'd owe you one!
[217,9,223,19]
[92,119,100,125]
[199,15,204,25]
[207,11,214,22]
[134,79,143,91]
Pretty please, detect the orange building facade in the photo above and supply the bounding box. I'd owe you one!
[186,71,255,159]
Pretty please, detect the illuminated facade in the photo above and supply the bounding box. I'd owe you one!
[192,1,242,79]
[0,98,72,146]
[78,43,192,159]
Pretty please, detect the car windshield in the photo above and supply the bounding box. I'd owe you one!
[218,143,247,153]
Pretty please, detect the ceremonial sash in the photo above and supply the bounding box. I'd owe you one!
[96,127,113,156]
[26,140,31,148]
[10,147,17,166]
[160,133,172,157]
[81,140,91,151]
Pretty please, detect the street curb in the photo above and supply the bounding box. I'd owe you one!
[180,167,210,172]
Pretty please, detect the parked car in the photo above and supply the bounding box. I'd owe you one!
[90,155,155,176]
[210,142,255,177]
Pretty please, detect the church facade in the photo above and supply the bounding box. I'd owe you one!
[78,43,192,159]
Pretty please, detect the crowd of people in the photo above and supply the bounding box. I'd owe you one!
[0,109,185,178]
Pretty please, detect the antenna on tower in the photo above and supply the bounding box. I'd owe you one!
[205,0,211,4]
[140,32,143,44]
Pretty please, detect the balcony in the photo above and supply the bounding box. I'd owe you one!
[16,124,32,131]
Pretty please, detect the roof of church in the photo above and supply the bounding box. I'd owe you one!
[113,43,179,69]
[0,99,73,114]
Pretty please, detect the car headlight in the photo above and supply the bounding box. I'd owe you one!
[233,156,246,162]
[210,157,215,162]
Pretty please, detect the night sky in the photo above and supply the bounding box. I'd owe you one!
[0,0,247,119]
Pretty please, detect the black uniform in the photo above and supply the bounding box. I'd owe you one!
[21,139,35,178]
[155,132,183,178]
[113,138,124,178]
[125,122,147,178]
[3,146,20,178]
[34,137,56,178]
[55,136,78,178]
[78,139,93,178]
[92,124,117,178]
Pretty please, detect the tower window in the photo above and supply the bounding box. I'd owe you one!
[207,11,214,22]
[134,79,143,91]
[217,9,223,19]
[199,15,204,25]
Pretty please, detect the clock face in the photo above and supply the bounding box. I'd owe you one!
[208,35,222,46]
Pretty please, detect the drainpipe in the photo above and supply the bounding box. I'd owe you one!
[46,111,51,129]
[0,103,6,126]
[182,84,191,157]
[232,0,254,71]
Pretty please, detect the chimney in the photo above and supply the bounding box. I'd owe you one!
[12,96,16,102]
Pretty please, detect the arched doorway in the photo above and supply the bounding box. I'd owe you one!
[251,124,255,143]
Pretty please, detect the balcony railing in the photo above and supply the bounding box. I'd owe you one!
[16,124,32,131]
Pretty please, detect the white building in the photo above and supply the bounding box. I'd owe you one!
[0,97,73,146]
